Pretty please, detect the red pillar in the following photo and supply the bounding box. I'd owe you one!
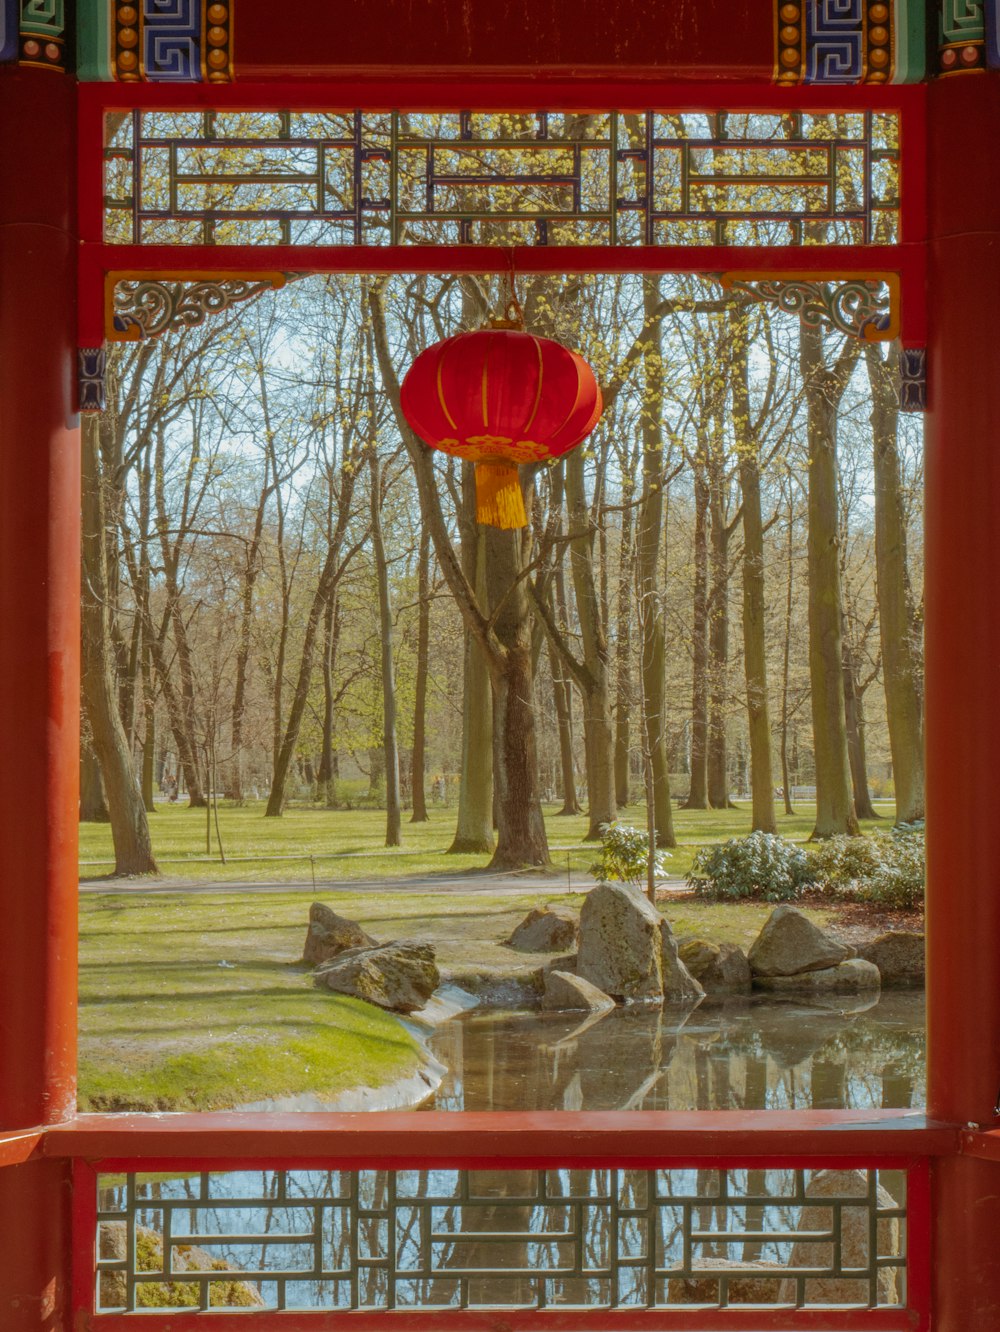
[925,68,1000,1331]
[0,67,79,1329]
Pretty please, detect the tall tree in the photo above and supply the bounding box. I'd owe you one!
[865,340,925,823]
[410,523,432,823]
[369,441,403,847]
[800,318,860,837]
[731,306,777,833]
[370,282,549,868]
[81,416,158,875]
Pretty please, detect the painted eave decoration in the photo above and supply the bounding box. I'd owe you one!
[78,0,232,81]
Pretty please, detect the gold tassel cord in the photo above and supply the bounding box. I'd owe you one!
[474,461,527,530]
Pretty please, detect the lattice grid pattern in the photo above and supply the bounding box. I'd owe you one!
[102,108,902,249]
[95,1165,908,1315]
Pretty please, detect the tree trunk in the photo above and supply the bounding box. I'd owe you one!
[565,449,617,839]
[780,492,796,816]
[684,462,710,809]
[449,471,495,853]
[842,619,878,819]
[706,419,734,811]
[636,277,677,848]
[731,308,777,832]
[410,523,431,822]
[370,447,402,847]
[865,341,925,824]
[317,592,340,807]
[614,462,636,806]
[548,626,581,815]
[486,530,550,869]
[81,417,158,875]
[801,321,859,838]
[80,737,109,823]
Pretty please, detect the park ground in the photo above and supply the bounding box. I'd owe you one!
[79,799,903,1113]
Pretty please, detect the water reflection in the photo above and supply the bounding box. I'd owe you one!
[427,991,925,1112]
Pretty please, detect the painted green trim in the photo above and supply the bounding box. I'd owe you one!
[894,0,927,83]
[77,0,113,81]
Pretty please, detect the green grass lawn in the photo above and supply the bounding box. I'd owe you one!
[79,798,895,884]
[78,883,844,1113]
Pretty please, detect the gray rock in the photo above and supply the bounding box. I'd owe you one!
[660,919,706,1002]
[506,906,579,953]
[668,1256,786,1305]
[577,881,665,1002]
[754,958,881,995]
[303,902,377,966]
[679,938,752,994]
[315,941,439,1013]
[748,904,854,977]
[779,1169,900,1306]
[859,931,924,986]
[542,970,615,1013]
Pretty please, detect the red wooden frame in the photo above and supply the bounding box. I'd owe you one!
[76,79,929,351]
[57,1111,939,1332]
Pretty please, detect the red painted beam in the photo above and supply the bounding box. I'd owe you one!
[0,1130,44,1169]
[44,1109,956,1167]
[959,1130,1000,1164]
[81,1311,918,1331]
[213,0,777,84]
[77,79,926,112]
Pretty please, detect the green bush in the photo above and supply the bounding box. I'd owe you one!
[591,822,669,887]
[686,831,818,902]
[812,826,924,911]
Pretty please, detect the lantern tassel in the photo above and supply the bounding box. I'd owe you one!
[474,462,527,530]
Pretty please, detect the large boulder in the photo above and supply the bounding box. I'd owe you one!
[315,941,439,1013]
[542,969,615,1013]
[577,881,665,1001]
[779,1169,900,1306]
[100,1224,264,1310]
[679,938,752,994]
[667,1257,786,1304]
[753,958,881,995]
[660,920,706,1003]
[303,902,377,966]
[859,931,924,986]
[505,906,579,953]
[748,905,854,977]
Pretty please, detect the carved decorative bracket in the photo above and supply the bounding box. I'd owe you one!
[108,274,287,342]
[720,275,896,342]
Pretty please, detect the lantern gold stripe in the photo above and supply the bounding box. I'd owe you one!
[523,336,545,435]
[435,346,458,430]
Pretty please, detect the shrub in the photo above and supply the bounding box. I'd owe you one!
[812,826,924,911]
[686,831,818,902]
[591,822,669,887]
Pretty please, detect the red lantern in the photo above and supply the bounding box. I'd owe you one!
[400,327,603,529]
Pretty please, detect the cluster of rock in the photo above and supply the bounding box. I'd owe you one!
[304,902,439,1014]
[667,1168,900,1307]
[504,881,704,1012]
[502,891,924,1013]
[302,892,924,1019]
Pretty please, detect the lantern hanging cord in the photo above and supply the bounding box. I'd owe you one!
[494,249,526,330]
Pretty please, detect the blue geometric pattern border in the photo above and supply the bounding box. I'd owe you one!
[78,0,232,81]
[776,0,927,84]
[0,0,18,63]
[984,0,1000,64]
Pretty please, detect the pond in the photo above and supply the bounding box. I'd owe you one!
[427,990,925,1112]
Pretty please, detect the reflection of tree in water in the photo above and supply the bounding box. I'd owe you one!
[429,992,925,1113]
